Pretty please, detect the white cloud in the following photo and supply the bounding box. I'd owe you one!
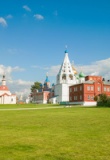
[34,14,44,20]
[0,17,7,27]
[0,65,25,74]
[0,65,25,81]
[6,14,13,19]
[14,79,33,86]
[75,58,110,80]
[8,80,33,98]
[23,5,31,12]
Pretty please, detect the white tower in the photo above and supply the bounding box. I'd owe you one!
[56,50,76,84]
[54,49,77,103]
[2,75,6,86]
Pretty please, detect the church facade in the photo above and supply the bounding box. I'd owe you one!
[0,75,16,104]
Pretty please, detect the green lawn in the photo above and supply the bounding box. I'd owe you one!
[0,105,110,160]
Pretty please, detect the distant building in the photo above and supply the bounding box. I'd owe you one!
[69,75,110,106]
[31,75,54,104]
[0,75,16,104]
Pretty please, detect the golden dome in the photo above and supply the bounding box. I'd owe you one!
[71,65,77,74]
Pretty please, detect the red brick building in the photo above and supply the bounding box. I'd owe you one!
[69,75,110,106]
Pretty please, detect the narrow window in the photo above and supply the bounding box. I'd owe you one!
[70,88,72,92]
[98,87,100,91]
[87,86,90,91]
[80,95,82,100]
[88,95,90,100]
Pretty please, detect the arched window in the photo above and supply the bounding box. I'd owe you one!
[69,74,73,80]
[62,74,66,80]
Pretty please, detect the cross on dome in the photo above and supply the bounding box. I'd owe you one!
[65,45,68,53]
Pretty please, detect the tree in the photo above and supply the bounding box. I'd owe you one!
[99,93,108,103]
[31,81,41,93]
[107,97,110,106]
[94,95,98,102]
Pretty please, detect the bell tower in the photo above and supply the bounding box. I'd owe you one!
[54,49,77,103]
[56,49,76,85]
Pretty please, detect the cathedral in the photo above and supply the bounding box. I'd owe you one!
[31,49,85,104]
[31,49,110,106]
[0,75,16,104]
[50,49,85,104]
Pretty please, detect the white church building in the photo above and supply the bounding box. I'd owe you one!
[53,49,85,104]
[0,75,16,104]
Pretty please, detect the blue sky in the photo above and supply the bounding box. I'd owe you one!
[0,0,110,96]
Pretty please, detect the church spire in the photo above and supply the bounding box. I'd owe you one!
[2,74,6,86]
[65,45,68,54]
[56,49,77,85]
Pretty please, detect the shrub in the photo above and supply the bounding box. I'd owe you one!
[97,93,110,107]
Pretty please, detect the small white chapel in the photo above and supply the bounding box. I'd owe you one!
[0,75,16,104]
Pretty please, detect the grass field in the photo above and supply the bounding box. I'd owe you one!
[0,104,110,160]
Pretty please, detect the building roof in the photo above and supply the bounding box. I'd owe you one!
[103,81,110,85]
[58,51,74,75]
[79,71,86,78]
[65,49,68,53]
[0,93,10,96]
[83,80,94,84]
[0,85,9,91]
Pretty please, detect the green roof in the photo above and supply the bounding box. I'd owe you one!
[79,72,85,78]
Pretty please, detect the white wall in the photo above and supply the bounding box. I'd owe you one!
[54,84,70,103]
[49,97,57,104]
[0,95,16,104]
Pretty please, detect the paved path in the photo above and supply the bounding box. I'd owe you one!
[0,106,65,111]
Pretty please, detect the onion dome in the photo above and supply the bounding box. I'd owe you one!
[44,83,46,86]
[71,65,77,74]
[79,71,85,78]
[65,50,68,53]
[40,83,43,87]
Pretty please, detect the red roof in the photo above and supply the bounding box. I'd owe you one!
[0,85,9,91]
